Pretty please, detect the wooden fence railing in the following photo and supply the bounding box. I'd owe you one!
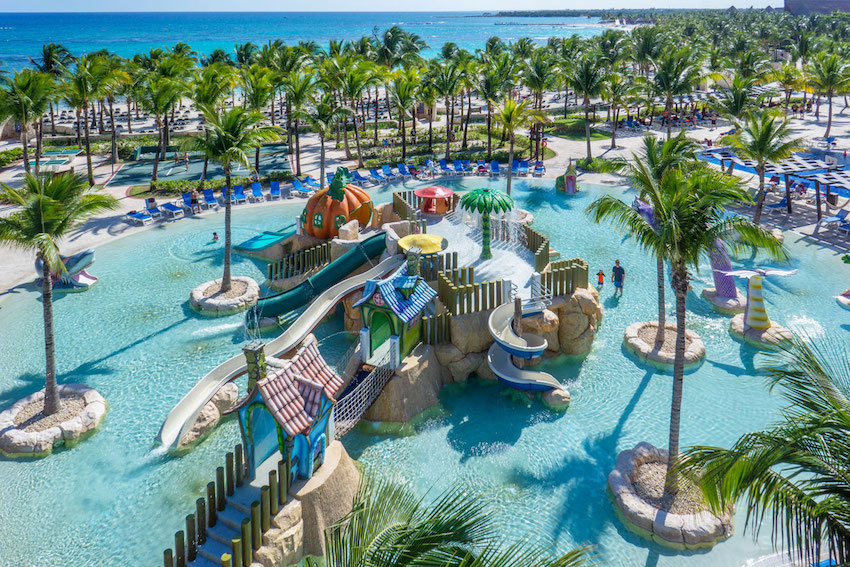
[393,192,419,222]
[161,443,293,567]
[267,242,332,281]
[421,312,452,344]
[541,258,589,296]
[524,225,550,273]
[437,267,509,316]
[418,251,460,281]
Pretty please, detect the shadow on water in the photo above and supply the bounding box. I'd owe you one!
[604,293,621,309]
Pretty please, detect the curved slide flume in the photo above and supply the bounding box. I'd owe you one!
[156,251,405,452]
[486,302,565,392]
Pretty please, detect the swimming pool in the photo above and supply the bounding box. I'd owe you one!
[0,178,846,566]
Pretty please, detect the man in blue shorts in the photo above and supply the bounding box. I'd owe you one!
[611,259,625,296]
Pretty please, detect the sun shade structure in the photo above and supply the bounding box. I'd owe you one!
[236,334,344,481]
[414,185,455,215]
[459,187,515,260]
[397,233,448,256]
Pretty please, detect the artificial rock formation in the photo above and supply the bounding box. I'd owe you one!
[177,382,239,450]
[0,384,107,458]
[608,442,732,550]
[364,344,446,423]
[623,322,706,369]
[190,276,260,316]
[729,313,793,348]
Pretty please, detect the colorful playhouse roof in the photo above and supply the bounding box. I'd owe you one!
[256,335,344,437]
[353,265,437,323]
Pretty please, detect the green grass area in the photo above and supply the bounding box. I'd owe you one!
[547,116,609,141]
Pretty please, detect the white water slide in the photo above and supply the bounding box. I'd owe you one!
[486,302,565,392]
[156,255,405,452]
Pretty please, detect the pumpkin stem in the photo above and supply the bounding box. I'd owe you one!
[328,167,353,201]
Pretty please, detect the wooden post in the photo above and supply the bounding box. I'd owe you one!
[251,501,262,549]
[277,460,286,505]
[261,486,271,532]
[235,444,244,487]
[175,530,186,567]
[269,471,279,515]
[221,553,233,567]
[196,498,206,544]
[225,452,235,496]
[231,538,243,567]
[207,482,217,527]
[216,466,226,511]
[186,514,197,562]
[163,549,173,567]
[241,519,252,566]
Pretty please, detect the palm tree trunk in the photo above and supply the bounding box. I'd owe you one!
[374,87,380,144]
[74,108,81,146]
[428,114,433,152]
[401,114,407,160]
[83,104,94,186]
[286,99,292,149]
[151,117,162,183]
[507,135,514,196]
[109,100,117,165]
[445,96,452,161]
[201,157,209,184]
[462,90,472,150]
[342,115,352,159]
[294,119,302,176]
[481,213,492,260]
[161,114,170,158]
[126,97,133,134]
[35,119,43,175]
[319,135,326,190]
[486,110,492,160]
[222,168,233,293]
[255,145,261,175]
[20,128,31,173]
[611,108,619,149]
[352,111,364,169]
[655,257,666,346]
[753,166,766,225]
[825,95,834,138]
[270,97,275,126]
[665,266,689,494]
[584,99,593,161]
[666,99,673,140]
[41,257,60,416]
[49,101,56,136]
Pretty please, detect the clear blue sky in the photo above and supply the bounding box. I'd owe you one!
[4,2,781,12]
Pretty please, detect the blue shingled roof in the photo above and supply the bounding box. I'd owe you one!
[354,265,436,323]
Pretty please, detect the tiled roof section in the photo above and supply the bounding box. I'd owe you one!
[352,264,437,323]
[256,335,344,436]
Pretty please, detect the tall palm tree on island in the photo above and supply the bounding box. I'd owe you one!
[0,69,54,175]
[587,167,785,493]
[293,93,352,191]
[183,106,279,294]
[726,110,802,223]
[491,98,547,196]
[568,54,606,161]
[0,173,118,415]
[683,338,850,565]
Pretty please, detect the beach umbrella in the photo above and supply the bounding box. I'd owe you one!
[459,187,514,260]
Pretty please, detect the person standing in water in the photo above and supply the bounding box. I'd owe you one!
[596,270,605,289]
[611,260,625,296]
[213,232,219,242]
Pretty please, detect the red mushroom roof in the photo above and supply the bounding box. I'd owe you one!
[414,186,454,199]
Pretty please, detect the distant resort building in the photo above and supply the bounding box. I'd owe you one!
[784,0,850,14]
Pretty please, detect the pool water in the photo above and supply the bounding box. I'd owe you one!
[0,178,847,566]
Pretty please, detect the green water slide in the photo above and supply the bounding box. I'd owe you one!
[248,232,389,322]
[234,228,296,255]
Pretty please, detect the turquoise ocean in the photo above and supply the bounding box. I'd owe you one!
[0,12,605,69]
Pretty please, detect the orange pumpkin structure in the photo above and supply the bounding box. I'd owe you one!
[300,168,373,240]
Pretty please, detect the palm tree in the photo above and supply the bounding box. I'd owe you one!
[710,74,766,121]
[63,56,103,185]
[138,74,182,184]
[651,48,703,140]
[806,52,850,138]
[430,61,461,162]
[325,477,592,567]
[182,106,279,294]
[478,70,502,160]
[0,173,118,415]
[683,338,850,564]
[340,60,375,169]
[293,93,352,191]
[240,64,275,172]
[282,71,315,176]
[0,69,54,175]
[490,98,547,196]
[602,72,635,150]
[568,55,606,161]
[389,71,418,161]
[522,52,553,161]
[29,43,73,136]
[460,187,514,260]
[726,110,803,223]
[587,167,785,492]
[771,63,801,116]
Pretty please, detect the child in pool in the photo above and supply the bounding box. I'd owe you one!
[596,270,605,288]
[213,232,219,242]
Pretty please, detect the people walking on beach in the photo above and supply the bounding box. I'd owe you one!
[611,260,625,296]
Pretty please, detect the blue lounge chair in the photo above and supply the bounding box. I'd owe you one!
[291,179,312,197]
[233,184,247,204]
[181,192,194,211]
[766,197,789,213]
[462,160,472,174]
[145,198,162,217]
[490,161,501,177]
[519,160,529,176]
[126,211,152,225]
[280,183,291,199]
[352,170,371,185]
[397,163,412,178]
[268,180,281,200]
[821,208,849,225]
[250,182,265,202]
[532,161,546,177]
[452,159,465,175]
[161,202,184,218]
[439,159,453,176]
[304,176,321,188]
[838,221,850,237]
[202,189,218,208]
[369,169,386,183]
[381,164,397,180]
[511,160,519,175]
